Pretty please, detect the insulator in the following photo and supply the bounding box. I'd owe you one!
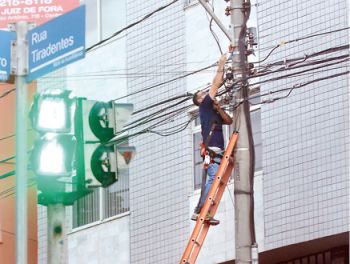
[225,6,231,16]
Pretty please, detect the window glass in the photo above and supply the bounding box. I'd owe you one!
[251,109,262,171]
[193,132,203,189]
[101,0,126,39]
[104,167,130,218]
[81,0,99,47]
[73,188,100,227]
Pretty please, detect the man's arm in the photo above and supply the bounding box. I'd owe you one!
[208,54,227,99]
[213,100,233,125]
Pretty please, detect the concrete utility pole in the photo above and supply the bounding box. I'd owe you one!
[12,21,29,264]
[195,1,257,262]
[230,0,257,263]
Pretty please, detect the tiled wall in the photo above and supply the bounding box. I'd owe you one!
[126,1,192,263]
[257,0,349,250]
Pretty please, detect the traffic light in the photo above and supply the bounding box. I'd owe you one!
[29,89,135,205]
[76,99,135,188]
[29,89,89,205]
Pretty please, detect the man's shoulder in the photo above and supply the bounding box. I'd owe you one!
[201,94,213,107]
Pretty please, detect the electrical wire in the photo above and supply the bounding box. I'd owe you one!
[0,88,15,99]
[0,170,15,180]
[0,155,15,164]
[205,0,224,54]
[111,63,217,101]
[256,27,350,63]
[0,134,15,141]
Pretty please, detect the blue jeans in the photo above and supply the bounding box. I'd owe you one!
[194,162,220,214]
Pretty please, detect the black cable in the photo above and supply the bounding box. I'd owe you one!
[0,88,15,99]
[248,70,350,105]
[0,155,15,164]
[125,49,349,136]
[132,93,192,115]
[0,134,15,141]
[256,27,350,63]
[206,0,224,55]
[111,63,217,101]
[250,55,349,87]
[86,0,179,53]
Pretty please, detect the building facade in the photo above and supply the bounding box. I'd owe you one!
[36,0,349,263]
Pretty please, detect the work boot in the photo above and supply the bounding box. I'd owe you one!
[205,215,220,225]
[191,213,199,221]
[191,213,220,225]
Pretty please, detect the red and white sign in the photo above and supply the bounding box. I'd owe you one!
[0,0,80,29]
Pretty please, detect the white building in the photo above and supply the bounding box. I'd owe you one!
[38,0,349,263]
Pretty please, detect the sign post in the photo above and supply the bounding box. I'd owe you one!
[11,20,30,264]
[0,4,85,263]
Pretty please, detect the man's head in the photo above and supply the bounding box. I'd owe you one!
[192,91,207,106]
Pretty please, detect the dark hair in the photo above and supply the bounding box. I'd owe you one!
[192,91,201,106]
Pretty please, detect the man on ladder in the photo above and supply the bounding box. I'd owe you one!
[191,53,233,225]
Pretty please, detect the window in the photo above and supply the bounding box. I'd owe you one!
[81,0,126,47]
[73,167,130,228]
[192,115,202,190]
[278,246,349,264]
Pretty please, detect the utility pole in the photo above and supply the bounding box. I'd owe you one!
[197,0,257,262]
[230,0,257,263]
[12,21,29,264]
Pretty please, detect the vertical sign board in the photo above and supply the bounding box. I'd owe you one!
[26,5,85,82]
[0,30,15,81]
[0,0,80,29]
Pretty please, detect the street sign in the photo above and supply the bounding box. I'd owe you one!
[0,30,15,82]
[26,5,85,82]
[0,0,80,29]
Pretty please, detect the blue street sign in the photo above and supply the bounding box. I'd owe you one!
[0,30,15,82]
[27,5,85,82]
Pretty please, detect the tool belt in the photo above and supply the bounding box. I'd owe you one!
[200,143,223,169]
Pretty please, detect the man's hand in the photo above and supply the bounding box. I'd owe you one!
[213,99,220,111]
[213,99,233,125]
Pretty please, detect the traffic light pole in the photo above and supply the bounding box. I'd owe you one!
[12,21,29,264]
[47,204,66,264]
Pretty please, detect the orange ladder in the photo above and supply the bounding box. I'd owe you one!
[180,132,238,264]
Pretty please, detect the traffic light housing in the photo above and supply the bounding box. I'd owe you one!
[77,99,134,188]
[30,89,135,205]
[29,89,89,205]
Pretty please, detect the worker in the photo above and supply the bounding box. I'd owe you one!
[191,53,233,225]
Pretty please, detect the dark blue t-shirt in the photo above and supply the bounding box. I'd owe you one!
[199,95,224,150]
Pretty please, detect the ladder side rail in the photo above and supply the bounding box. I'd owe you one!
[197,133,238,223]
[180,133,238,264]
[180,160,230,263]
[187,161,235,263]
